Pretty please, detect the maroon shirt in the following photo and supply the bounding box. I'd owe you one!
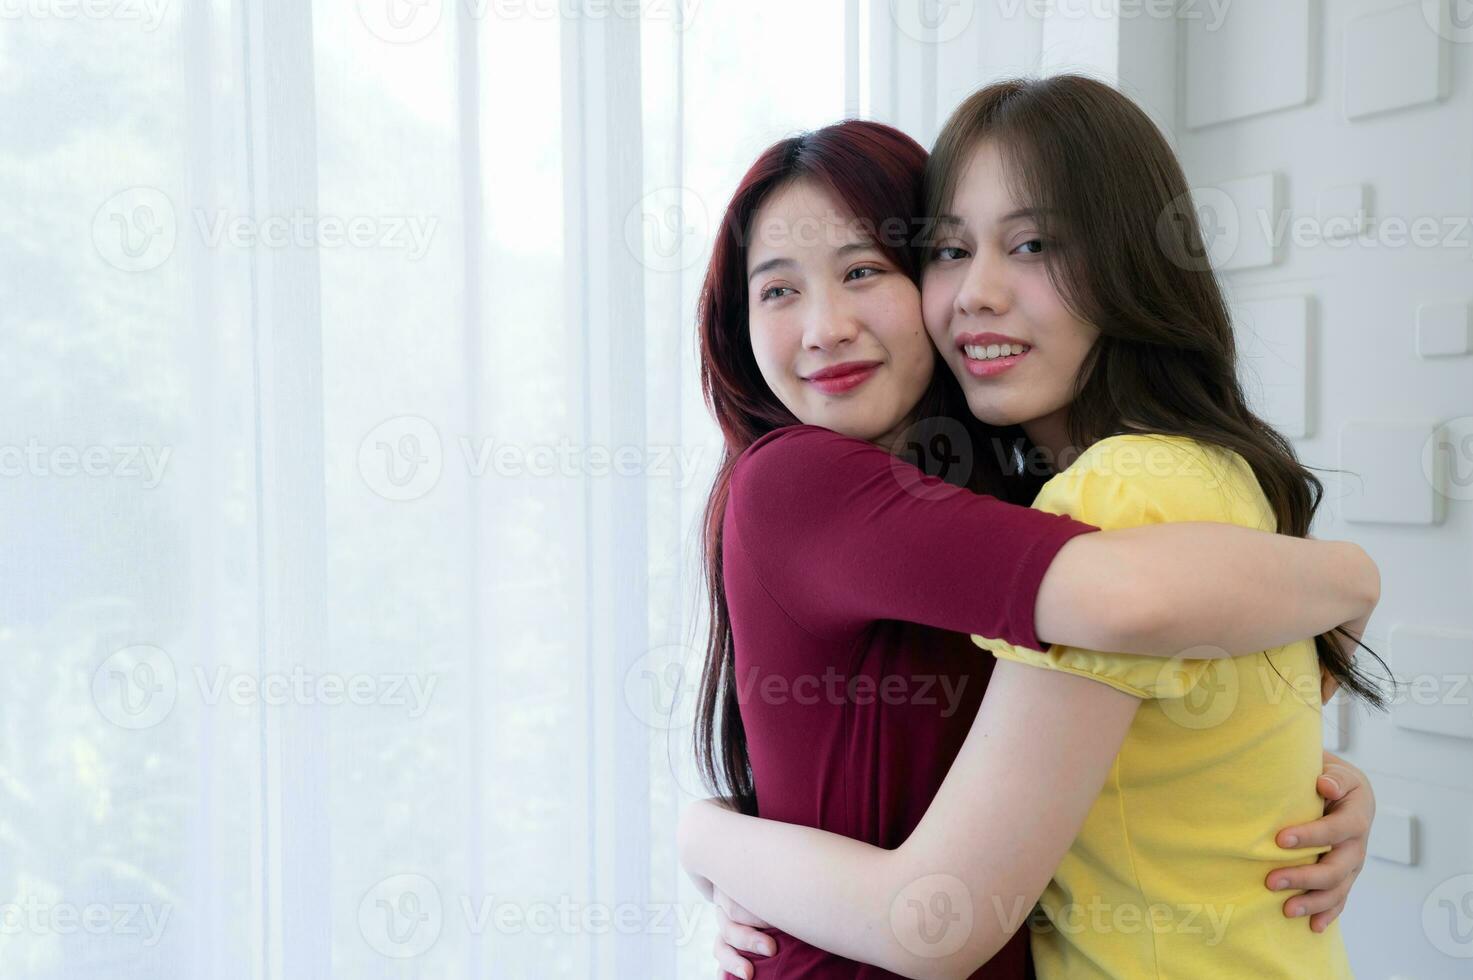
[723,425,1098,979]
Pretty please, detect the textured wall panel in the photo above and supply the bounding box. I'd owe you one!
[1339,421,1443,524]
[1199,172,1281,271]
[1391,625,1473,741]
[1186,0,1314,129]
[1417,302,1472,358]
[1345,2,1450,120]
[1368,806,1418,865]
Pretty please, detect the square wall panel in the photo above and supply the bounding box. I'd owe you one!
[1367,806,1417,865]
[1390,625,1473,741]
[1345,2,1450,121]
[1199,173,1281,271]
[1233,296,1311,437]
[1186,0,1314,129]
[1338,420,1443,524]
[1418,303,1472,357]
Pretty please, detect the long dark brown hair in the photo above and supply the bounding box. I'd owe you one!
[925,74,1386,705]
[692,120,1037,812]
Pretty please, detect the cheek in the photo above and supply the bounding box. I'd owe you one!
[873,287,931,367]
[1019,284,1098,397]
[747,313,797,390]
[920,270,957,345]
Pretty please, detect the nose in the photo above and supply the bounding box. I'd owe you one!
[800,283,862,350]
[953,249,1010,319]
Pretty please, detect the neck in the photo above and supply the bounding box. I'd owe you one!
[1021,407,1079,475]
[873,416,917,456]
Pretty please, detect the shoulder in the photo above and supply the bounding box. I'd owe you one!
[731,424,914,502]
[736,424,880,474]
[976,434,1265,698]
[1034,434,1262,530]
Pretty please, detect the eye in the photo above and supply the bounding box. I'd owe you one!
[759,284,794,302]
[1011,238,1046,256]
[933,245,970,262]
[845,265,883,282]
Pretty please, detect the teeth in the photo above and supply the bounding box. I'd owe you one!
[963,343,1029,361]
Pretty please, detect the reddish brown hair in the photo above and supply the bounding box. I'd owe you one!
[692,120,1034,810]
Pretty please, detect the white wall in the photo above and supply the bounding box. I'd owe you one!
[868,1,1473,975]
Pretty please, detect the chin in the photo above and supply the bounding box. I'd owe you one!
[964,396,1022,428]
[804,407,863,437]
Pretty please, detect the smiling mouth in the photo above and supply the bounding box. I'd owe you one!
[958,341,1030,377]
[961,342,1030,361]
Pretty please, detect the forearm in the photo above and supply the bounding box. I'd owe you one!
[676,665,1132,980]
[1037,524,1378,656]
[678,802,976,980]
[682,863,715,903]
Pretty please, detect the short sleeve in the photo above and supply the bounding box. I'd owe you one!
[971,435,1248,700]
[727,425,1098,649]
[978,641,1216,699]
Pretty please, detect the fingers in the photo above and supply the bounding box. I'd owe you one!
[1276,808,1360,849]
[1267,844,1363,929]
[1282,750,1369,934]
[1276,755,1372,847]
[1278,778,1374,848]
[717,906,777,957]
[1266,847,1362,895]
[1316,760,1363,802]
[1280,881,1349,923]
[1308,903,1345,934]
[712,936,754,980]
[1284,884,1343,925]
[715,889,773,930]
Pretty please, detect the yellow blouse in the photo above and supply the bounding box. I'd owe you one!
[974,434,1352,979]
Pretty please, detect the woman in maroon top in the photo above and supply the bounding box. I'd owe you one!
[686,121,1379,979]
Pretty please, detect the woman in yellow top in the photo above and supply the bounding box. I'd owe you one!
[965,431,1352,979]
[679,74,1385,979]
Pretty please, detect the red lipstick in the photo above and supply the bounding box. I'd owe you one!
[803,360,882,395]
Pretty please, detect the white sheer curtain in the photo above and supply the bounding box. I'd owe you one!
[1,0,845,976]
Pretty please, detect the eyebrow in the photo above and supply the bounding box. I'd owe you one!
[933,208,1048,229]
[747,256,793,281]
[747,240,881,283]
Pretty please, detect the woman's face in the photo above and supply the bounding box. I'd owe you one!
[746,178,934,448]
[921,140,1099,441]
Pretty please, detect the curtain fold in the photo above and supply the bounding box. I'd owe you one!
[1,1,844,976]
